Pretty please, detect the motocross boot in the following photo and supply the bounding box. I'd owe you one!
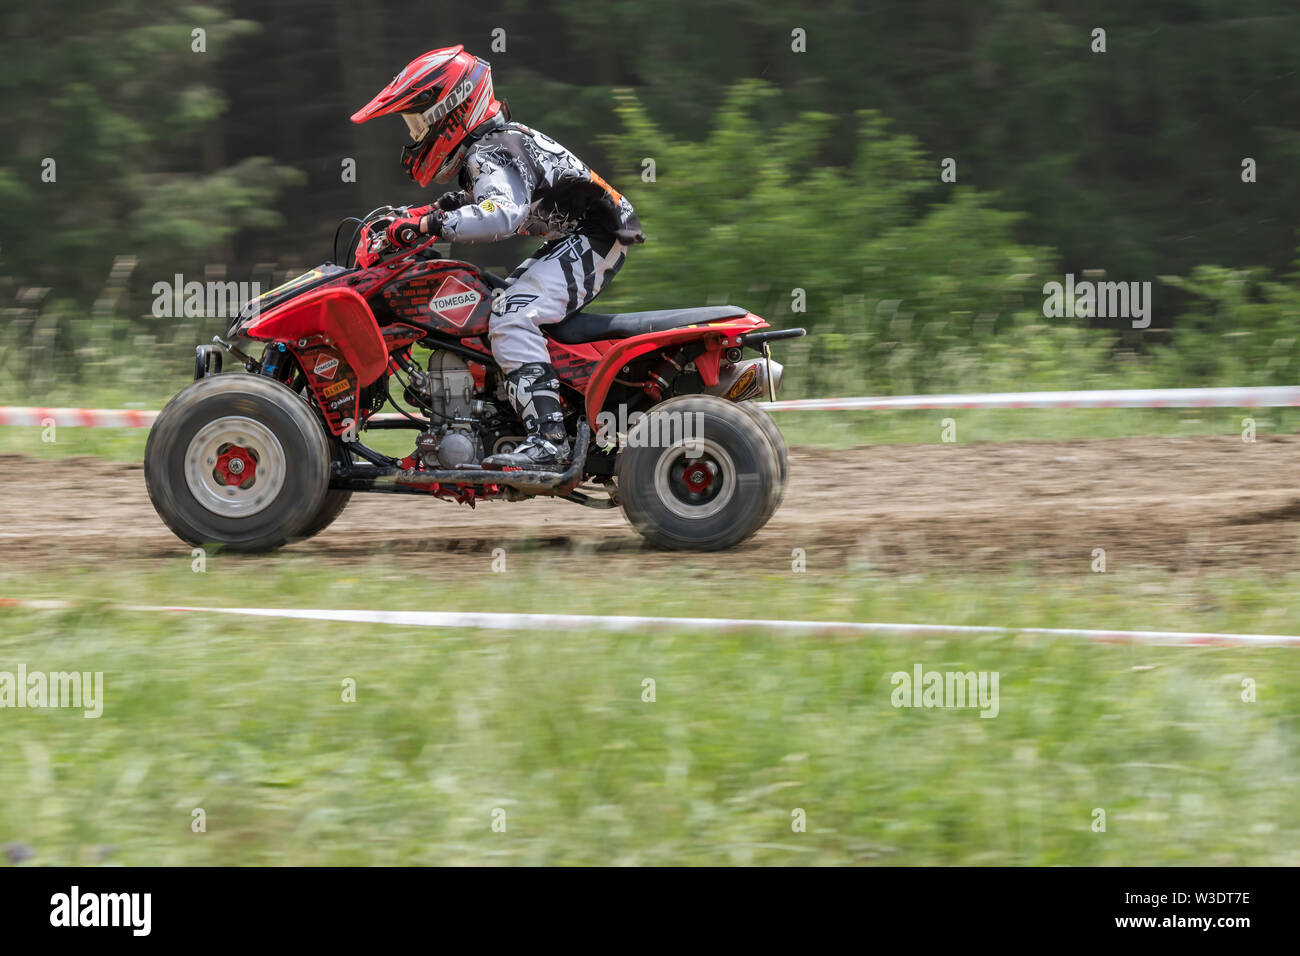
[482,362,572,471]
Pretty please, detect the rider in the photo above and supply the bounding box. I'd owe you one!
[351,45,644,470]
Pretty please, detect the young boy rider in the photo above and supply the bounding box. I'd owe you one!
[351,45,644,470]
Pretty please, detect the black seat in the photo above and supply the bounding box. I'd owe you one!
[547,305,748,345]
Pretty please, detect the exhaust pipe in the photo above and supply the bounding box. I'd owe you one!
[705,356,784,402]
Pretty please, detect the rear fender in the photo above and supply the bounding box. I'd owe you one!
[583,315,768,423]
[548,340,608,390]
[244,286,387,437]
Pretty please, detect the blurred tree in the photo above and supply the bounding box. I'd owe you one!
[0,1,301,303]
[205,0,1300,283]
[599,81,1068,395]
[5,0,1300,392]
[533,0,1300,279]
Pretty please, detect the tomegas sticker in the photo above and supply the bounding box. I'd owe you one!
[427,275,482,328]
[313,356,340,380]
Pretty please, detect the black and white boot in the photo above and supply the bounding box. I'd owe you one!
[483,362,572,471]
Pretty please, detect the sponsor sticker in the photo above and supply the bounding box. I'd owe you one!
[725,365,760,401]
[428,275,482,327]
[425,79,474,126]
[478,199,497,213]
[313,356,340,380]
[322,379,351,399]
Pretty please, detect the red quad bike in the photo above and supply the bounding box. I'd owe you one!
[144,207,805,552]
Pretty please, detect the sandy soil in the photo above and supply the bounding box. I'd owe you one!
[1,434,1298,575]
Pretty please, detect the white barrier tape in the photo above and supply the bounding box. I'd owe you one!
[2,599,1296,647]
[6,385,1300,429]
[764,385,1300,412]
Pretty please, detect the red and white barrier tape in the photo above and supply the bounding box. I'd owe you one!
[763,385,1300,412]
[0,406,158,428]
[1,599,1297,646]
[5,385,1300,429]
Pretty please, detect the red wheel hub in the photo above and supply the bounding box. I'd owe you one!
[214,444,257,487]
[682,460,713,493]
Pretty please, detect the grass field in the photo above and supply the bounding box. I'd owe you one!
[2,559,1299,866]
[2,387,1299,865]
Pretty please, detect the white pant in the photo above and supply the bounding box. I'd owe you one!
[489,233,627,372]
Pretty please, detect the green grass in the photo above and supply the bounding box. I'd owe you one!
[772,406,1299,449]
[2,559,1298,865]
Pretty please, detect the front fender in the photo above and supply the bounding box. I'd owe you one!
[243,286,388,437]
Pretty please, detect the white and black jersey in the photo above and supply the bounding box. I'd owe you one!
[440,122,644,246]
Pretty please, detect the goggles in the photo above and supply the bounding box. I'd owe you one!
[402,111,431,143]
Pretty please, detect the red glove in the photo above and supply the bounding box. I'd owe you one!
[385,205,443,247]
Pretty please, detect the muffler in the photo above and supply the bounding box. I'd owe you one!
[705,356,784,402]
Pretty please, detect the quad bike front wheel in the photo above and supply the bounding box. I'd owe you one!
[144,374,332,552]
[297,439,353,541]
[616,394,782,551]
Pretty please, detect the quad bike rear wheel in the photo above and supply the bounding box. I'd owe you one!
[144,374,331,552]
[737,401,789,524]
[616,394,781,551]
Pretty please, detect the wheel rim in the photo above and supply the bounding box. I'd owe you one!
[652,438,737,520]
[184,416,287,518]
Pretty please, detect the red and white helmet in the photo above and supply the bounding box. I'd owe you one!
[351,45,503,187]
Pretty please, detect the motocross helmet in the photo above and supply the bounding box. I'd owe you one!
[350,45,504,187]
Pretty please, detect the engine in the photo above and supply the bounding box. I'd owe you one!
[410,351,486,469]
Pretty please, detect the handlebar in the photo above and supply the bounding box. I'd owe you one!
[347,206,441,269]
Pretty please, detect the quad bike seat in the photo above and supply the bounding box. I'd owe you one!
[547,305,749,345]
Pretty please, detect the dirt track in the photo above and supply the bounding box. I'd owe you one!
[2,434,1299,574]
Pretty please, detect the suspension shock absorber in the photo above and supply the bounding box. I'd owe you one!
[643,349,687,401]
[260,341,288,379]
